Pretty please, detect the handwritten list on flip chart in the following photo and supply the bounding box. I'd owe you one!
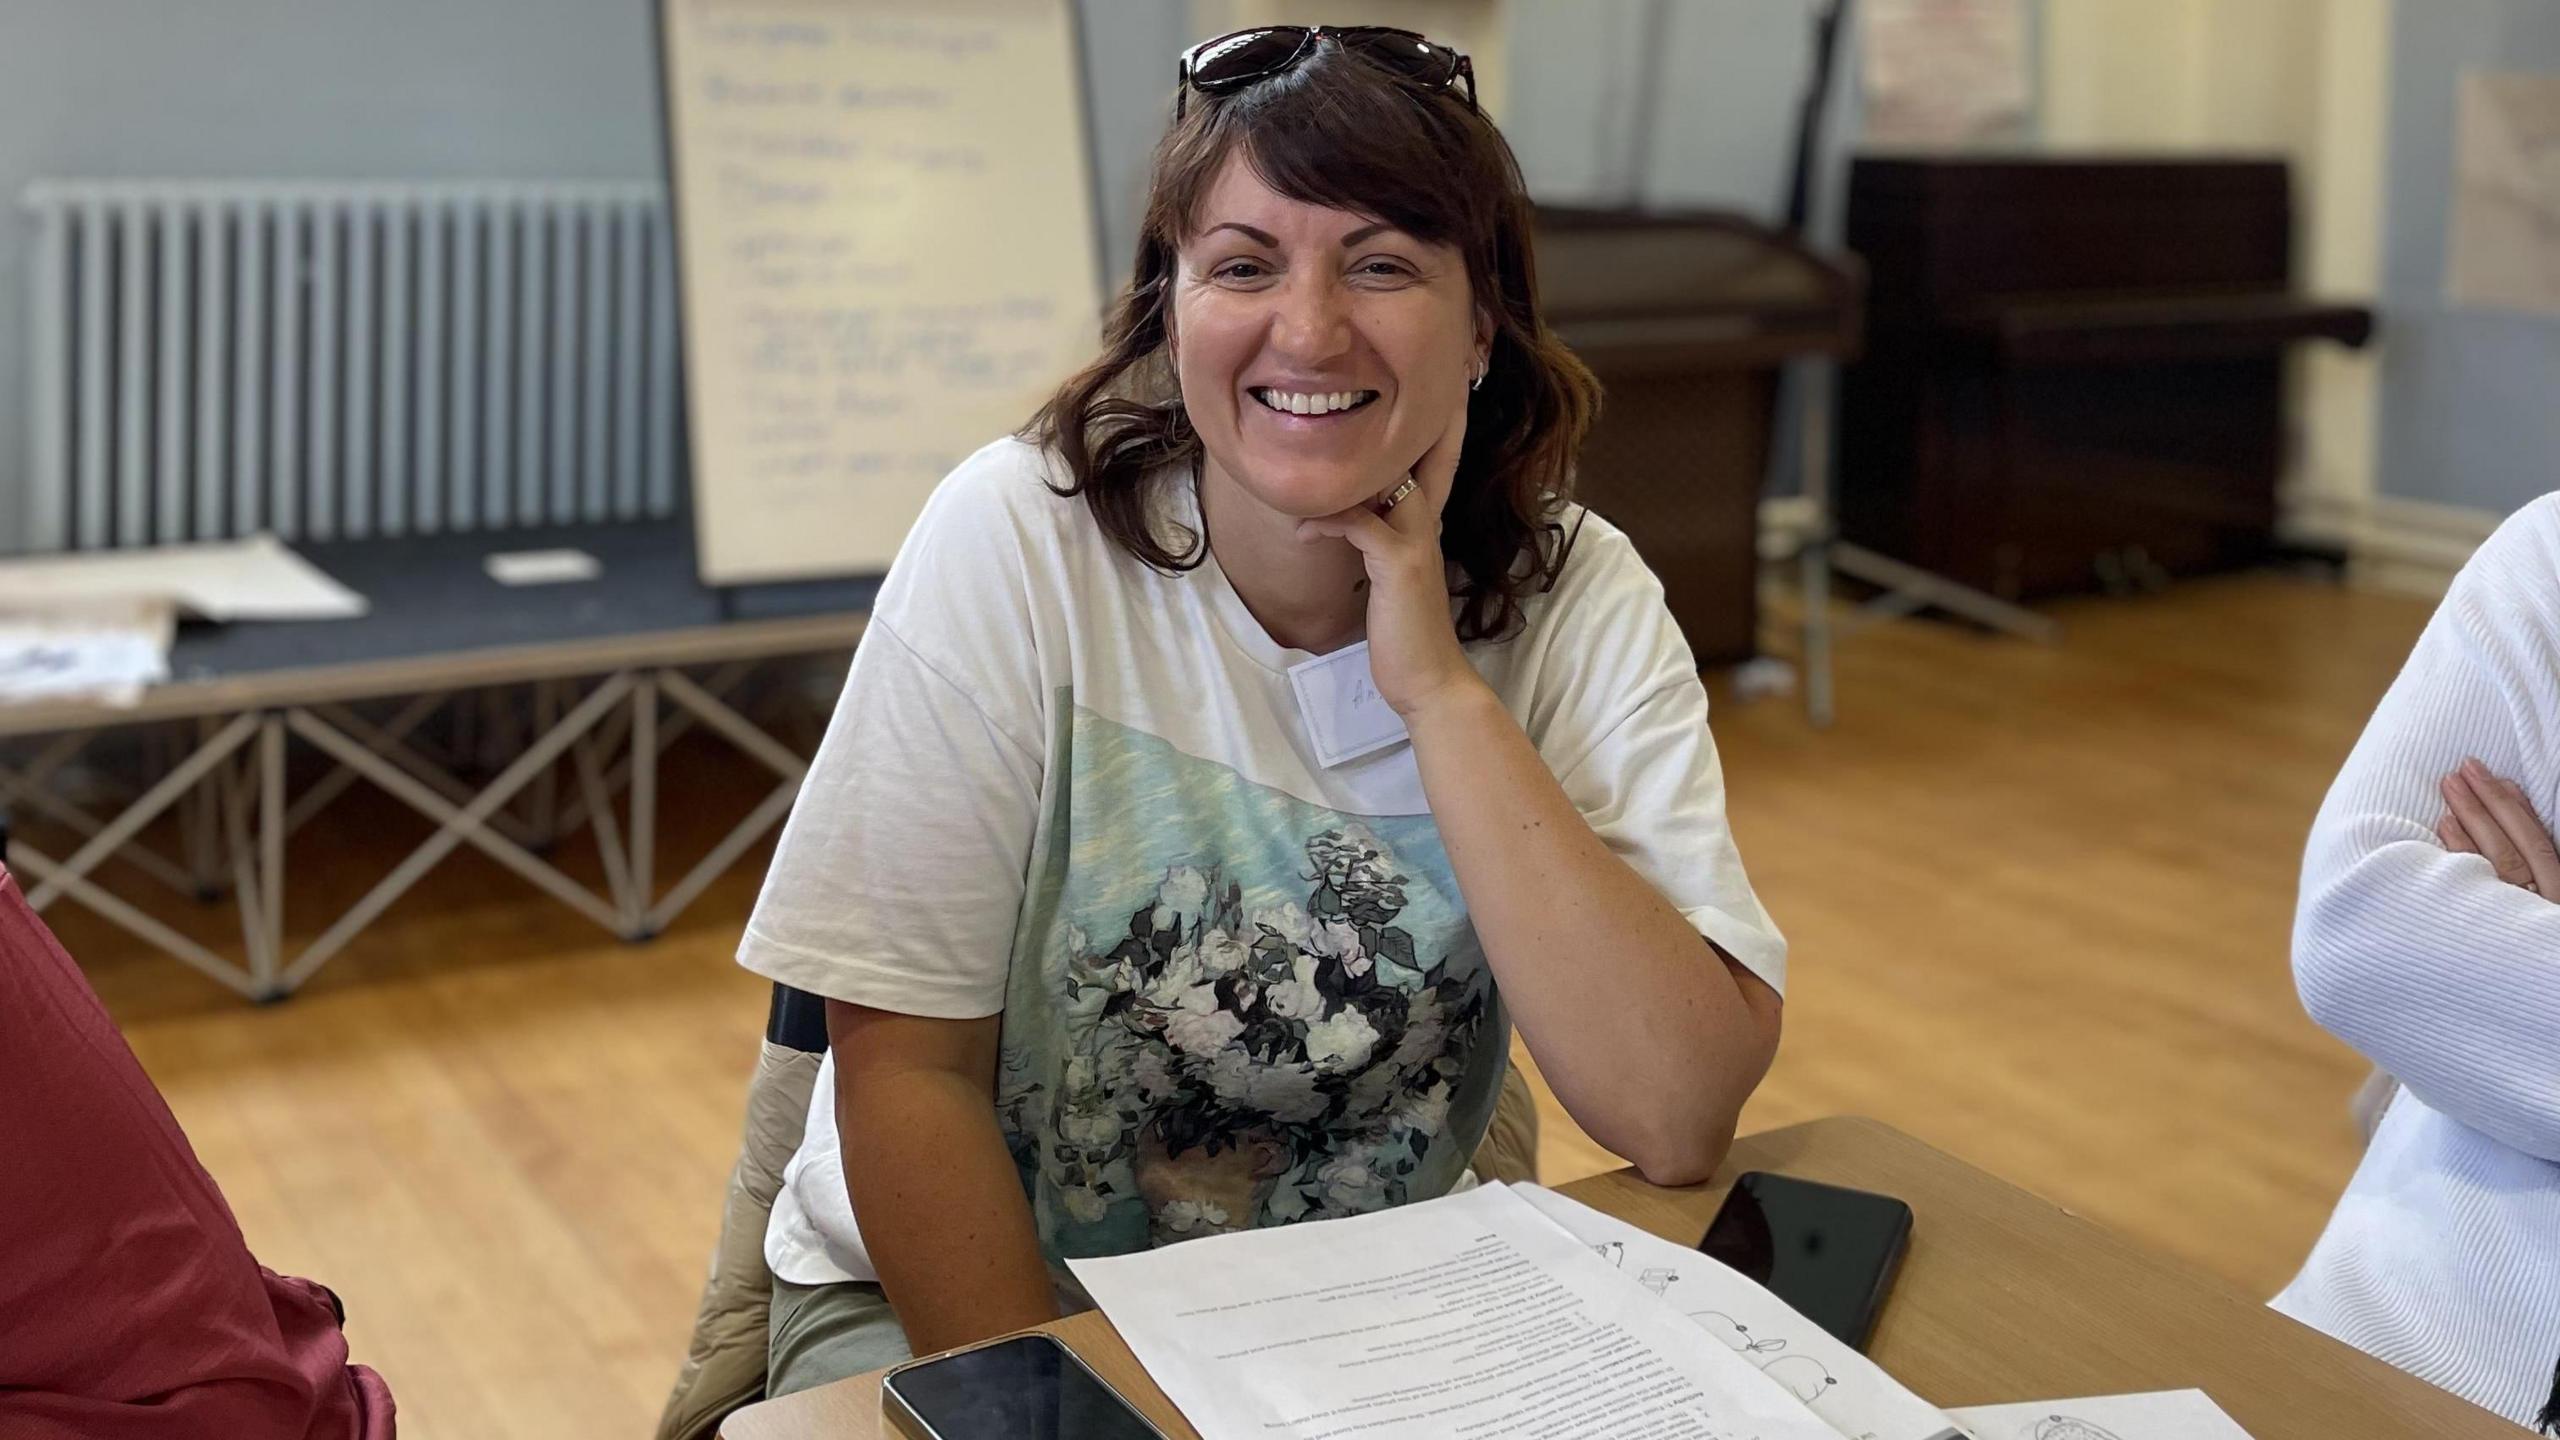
[660,0,1102,583]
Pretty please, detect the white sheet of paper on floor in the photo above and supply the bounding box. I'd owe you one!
[484,548,603,586]
[1515,1184,1967,1440]
[0,534,365,621]
[1948,1389,2256,1440]
[1069,1182,1851,1439]
[0,600,175,708]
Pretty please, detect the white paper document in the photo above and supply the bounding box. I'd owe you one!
[0,534,365,621]
[1949,1390,2253,1440]
[1070,1182,1851,1440]
[1514,1186,1964,1440]
[1861,0,2032,147]
[2448,70,2560,317]
[0,601,174,708]
[484,548,603,586]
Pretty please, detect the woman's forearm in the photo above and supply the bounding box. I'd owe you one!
[2289,558,2560,1159]
[2298,831,2560,1162]
[836,1063,1058,1355]
[1405,682,1779,1185]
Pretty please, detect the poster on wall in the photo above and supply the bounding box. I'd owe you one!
[2447,70,2560,318]
[1860,0,2031,148]
[658,0,1104,586]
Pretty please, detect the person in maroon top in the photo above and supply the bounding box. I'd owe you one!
[0,864,395,1438]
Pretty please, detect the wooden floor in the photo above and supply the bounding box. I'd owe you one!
[49,568,2431,1440]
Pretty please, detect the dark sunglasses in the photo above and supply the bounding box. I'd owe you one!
[1175,26,1477,119]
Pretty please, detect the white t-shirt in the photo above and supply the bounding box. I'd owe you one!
[740,436,1785,1285]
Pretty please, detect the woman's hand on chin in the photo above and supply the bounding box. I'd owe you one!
[1293,394,1488,720]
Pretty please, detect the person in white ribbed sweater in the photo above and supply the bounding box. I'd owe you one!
[2276,494,2560,1434]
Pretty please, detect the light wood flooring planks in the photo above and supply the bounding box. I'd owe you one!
[37,569,2431,1439]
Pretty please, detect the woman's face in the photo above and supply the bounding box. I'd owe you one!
[1171,152,1484,521]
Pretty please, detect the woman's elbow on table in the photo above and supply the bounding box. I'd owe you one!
[1621,996,1780,1188]
[1622,1108,1742,1190]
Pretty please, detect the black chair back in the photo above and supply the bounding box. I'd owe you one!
[766,984,829,1054]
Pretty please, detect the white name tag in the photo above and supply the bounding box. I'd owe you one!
[1287,641,1410,768]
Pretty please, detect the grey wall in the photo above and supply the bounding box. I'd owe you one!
[1643,0,1839,220]
[1074,0,1189,291]
[2377,0,2560,515]
[0,0,1179,553]
[1094,2,1864,283]
[0,0,1854,548]
[0,0,673,552]
[1503,0,1868,234]
[1501,1,1661,207]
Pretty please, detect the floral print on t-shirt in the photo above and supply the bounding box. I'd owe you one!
[997,700,1502,1260]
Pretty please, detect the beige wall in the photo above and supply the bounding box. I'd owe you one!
[2040,0,2390,531]
[2041,0,2214,147]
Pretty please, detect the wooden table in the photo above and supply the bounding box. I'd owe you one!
[722,1116,2517,1439]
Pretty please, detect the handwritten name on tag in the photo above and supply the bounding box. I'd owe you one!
[1287,641,1409,768]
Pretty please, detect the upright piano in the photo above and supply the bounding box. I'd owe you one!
[1836,156,2373,601]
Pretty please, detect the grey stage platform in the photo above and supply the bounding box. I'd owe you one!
[0,520,878,999]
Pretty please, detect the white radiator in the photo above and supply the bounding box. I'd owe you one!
[22,181,685,552]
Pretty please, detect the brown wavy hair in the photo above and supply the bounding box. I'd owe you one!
[1023,40,1601,642]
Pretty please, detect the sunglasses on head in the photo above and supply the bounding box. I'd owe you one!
[1175,25,1477,119]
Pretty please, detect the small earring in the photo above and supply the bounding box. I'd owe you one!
[1471,361,1487,392]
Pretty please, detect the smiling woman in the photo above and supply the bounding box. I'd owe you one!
[1028,30,1598,646]
[726,24,1788,1409]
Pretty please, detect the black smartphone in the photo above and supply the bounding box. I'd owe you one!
[881,1333,1173,1440]
[1697,1171,1913,1352]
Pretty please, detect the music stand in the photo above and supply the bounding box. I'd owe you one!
[1773,0,2057,729]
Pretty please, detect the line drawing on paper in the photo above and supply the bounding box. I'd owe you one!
[1590,1243,1681,1299]
[1690,1309,1789,1356]
[2020,1418,2127,1440]
[1585,1237,1847,1412]
[1688,1308,1841,1407]
[1759,1353,1843,1406]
